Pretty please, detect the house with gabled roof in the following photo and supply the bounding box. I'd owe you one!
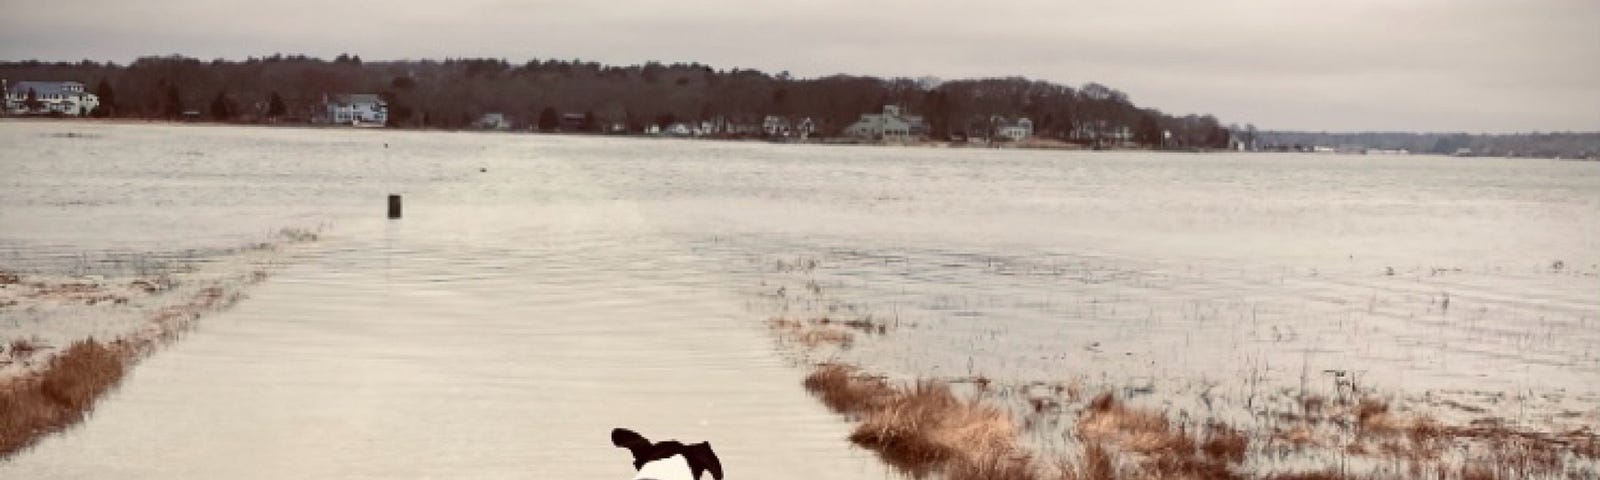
[322,93,387,126]
[992,116,1034,141]
[5,80,100,116]
[844,105,929,140]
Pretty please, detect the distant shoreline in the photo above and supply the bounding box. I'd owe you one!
[17,117,1594,159]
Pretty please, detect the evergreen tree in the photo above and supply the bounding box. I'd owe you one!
[581,110,598,131]
[22,88,41,113]
[162,85,183,119]
[537,107,558,131]
[94,78,116,117]
[267,92,287,118]
[209,91,233,121]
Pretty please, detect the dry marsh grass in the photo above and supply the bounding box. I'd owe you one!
[769,317,856,349]
[946,451,1040,480]
[0,239,302,460]
[804,363,1040,479]
[848,381,1020,471]
[761,263,1599,479]
[802,363,893,416]
[797,363,1595,480]
[1051,441,1120,480]
[1075,392,1254,479]
[0,339,128,456]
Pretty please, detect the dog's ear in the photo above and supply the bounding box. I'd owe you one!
[611,428,652,468]
[612,428,651,449]
[682,442,723,480]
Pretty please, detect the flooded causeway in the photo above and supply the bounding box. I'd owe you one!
[2,120,1596,477]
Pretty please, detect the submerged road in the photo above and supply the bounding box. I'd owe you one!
[0,207,889,479]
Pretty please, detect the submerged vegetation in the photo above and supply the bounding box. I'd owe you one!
[0,339,127,455]
[795,360,1597,480]
[762,254,1600,479]
[0,227,321,458]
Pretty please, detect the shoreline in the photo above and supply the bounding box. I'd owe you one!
[9,116,1589,160]
[0,117,1245,155]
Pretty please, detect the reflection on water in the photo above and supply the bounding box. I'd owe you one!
[1,120,1597,476]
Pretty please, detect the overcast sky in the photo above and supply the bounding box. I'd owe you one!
[3,0,1597,132]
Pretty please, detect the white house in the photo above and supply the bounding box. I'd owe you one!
[323,93,387,125]
[474,112,511,130]
[5,81,100,116]
[993,116,1034,141]
[762,115,791,137]
[843,105,928,140]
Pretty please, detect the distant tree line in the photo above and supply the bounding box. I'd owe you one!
[0,55,1233,147]
[1256,131,1600,159]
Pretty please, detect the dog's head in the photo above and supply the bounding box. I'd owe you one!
[611,428,723,480]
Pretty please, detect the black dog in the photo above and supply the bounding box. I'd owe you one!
[610,428,724,480]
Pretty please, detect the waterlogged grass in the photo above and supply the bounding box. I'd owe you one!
[751,246,1600,479]
[0,227,321,458]
[0,339,127,456]
[762,276,1597,478]
[800,359,1597,479]
[803,365,1037,478]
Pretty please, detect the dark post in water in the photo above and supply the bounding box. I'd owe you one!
[388,194,402,219]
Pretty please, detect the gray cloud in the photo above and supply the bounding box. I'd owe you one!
[3,0,1596,131]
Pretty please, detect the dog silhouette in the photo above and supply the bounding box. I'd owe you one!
[611,428,724,480]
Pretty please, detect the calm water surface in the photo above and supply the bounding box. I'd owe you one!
[1,120,1597,476]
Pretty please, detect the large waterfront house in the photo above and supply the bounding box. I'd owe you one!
[993,116,1034,141]
[843,105,928,140]
[322,93,387,125]
[4,80,100,116]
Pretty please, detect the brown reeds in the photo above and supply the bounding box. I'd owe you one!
[2,279,259,459]
[0,339,129,456]
[1078,393,1249,480]
[802,363,893,416]
[1261,472,1356,480]
[769,317,855,349]
[7,338,43,358]
[1200,422,1249,464]
[804,363,1039,479]
[849,381,1020,470]
[1054,441,1119,480]
[1079,392,1187,454]
[0,234,310,461]
[946,450,1040,480]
